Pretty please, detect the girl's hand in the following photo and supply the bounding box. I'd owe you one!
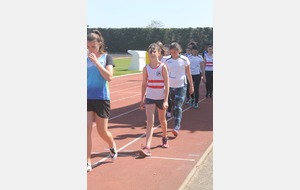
[162,101,169,110]
[88,52,98,63]
[189,86,194,95]
[140,102,145,110]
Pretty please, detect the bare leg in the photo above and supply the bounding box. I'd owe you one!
[95,114,116,149]
[157,107,167,138]
[87,111,94,164]
[145,104,156,148]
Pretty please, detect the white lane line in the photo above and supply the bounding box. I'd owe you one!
[92,132,147,167]
[92,107,139,126]
[91,97,207,168]
[109,108,140,120]
[112,72,142,79]
[111,86,140,93]
[110,94,140,103]
[109,82,142,89]
[178,142,213,190]
[109,82,131,88]
[188,154,201,157]
[147,156,195,162]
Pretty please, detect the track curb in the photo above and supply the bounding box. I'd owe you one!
[178,142,213,190]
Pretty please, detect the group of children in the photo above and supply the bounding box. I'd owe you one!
[87,29,213,172]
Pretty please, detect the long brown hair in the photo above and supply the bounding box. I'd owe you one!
[87,30,106,54]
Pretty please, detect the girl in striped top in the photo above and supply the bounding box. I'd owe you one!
[139,43,170,157]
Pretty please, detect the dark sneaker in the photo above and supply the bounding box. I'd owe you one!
[190,99,195,106]
[172,129,178,137]
[109,147,118,162]
[162,137,169,148]
[139,146,151,157]
[87,163,92,172]
[185,98,190,105]
[193,103,199,109]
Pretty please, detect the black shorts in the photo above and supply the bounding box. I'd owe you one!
[87,100,110,118]
[145,98,164,110]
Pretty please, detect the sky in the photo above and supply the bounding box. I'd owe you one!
[87,0,213,28]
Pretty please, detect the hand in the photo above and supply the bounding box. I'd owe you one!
[140,102,145,110]
[189,86,194,95]
[88,52,98,63]
[162,101,169,110]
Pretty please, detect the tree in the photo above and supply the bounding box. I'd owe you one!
[146,20,164,28]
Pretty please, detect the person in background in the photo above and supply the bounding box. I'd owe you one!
[186,45,204,108]
[160,43,173,118]
[165,42,194,137]
[202,43,210,57]
[203,45,213,98]
[139,43,169,156]
[87,30,118,172]
[163,44,171,57]
[184,41,197,104]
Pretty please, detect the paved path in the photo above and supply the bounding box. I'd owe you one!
[182,147,213,190]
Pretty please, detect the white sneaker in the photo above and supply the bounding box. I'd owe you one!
[87,163,92,172]
[109,147,118,162]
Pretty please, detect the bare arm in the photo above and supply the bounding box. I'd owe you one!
[185,65,194,95]
[140,67,147,110]
[95,63,113,82]
[162,65,169,110]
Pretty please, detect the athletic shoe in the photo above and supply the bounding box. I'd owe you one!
[162,137,169,148]
[189,99,194,106]
[193,103,199,109]
[185,98,190,105]
[109,147,118,162]
[87,163,92,172]
[166,112,172,118]
[139,146,151,157]
[172,129,178,137]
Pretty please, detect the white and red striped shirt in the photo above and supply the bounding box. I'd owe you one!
[205,54,213,71]
[145,63,165,100]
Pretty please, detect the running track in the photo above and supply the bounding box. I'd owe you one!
[87,73,213,190]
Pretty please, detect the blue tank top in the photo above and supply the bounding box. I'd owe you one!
[87,54,110,100]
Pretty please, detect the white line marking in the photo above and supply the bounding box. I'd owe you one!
[111,86,140,93]
[188,154,201,157]
[147,156,195,162]
[112,72,142,79]
[110,94,140,103]
[109,108,140,120]
[109,82,131,88]
[178,143,213,190]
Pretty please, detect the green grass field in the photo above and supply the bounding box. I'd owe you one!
[113,58,141,77]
